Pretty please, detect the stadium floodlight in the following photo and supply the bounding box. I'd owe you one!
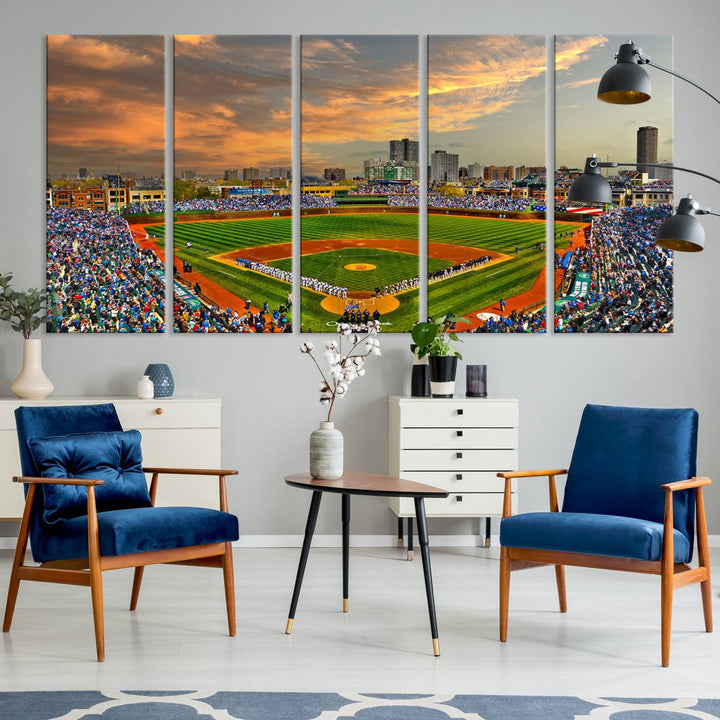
[598,41,720,106]
[567,155,720,251]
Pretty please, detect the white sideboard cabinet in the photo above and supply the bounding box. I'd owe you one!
[0,396,222,519]
[388,395,519,554]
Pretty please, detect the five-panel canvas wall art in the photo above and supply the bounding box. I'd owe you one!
[45,34,673,334]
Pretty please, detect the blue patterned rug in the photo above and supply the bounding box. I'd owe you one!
[2,692,720,720]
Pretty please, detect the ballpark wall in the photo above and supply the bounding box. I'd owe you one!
[1,0,719,538]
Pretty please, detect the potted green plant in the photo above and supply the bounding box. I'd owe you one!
[411,315,470,397]
[0,272,53,399]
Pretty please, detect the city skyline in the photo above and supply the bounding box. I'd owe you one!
[556,35,673,169]
[302,35,419,178]
[174,35,292,176]
[47,35,165,180]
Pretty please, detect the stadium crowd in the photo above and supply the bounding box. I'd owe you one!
[473,308,546,333]
[46,207,165,332]
[555,205,673,332]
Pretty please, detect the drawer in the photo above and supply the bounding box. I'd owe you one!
[398,399,518,429]
[401,427,517,450]
[114,399,220,430]
[390,492,514,517]
[398,470,507,493]
[399,448,517,472]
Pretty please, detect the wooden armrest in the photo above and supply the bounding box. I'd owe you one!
[661,476,712,492]
[13,475,104,487]
[143,467,238,477]
[497,469,568,479]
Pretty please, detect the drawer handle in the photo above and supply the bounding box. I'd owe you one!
[457,408,464,416]
[456,430,463,437]
[155,407,163,415]
[455,495,463,502]
[456,473,463,481]
[456,452,463,459]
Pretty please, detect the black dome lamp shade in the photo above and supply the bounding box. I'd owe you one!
[598,41,652,105]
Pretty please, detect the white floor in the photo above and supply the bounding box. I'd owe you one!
[0,546,718,697]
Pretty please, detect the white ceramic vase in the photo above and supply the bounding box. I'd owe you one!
[136,375,154,399]
[309,421,344,480]
[10,338,54,400]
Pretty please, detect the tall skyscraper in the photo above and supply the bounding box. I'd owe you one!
[224,169,239,181]
[637,126,658,178]
[389,138,419,163]
[430,150,459,183]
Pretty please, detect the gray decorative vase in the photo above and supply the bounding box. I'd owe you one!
[309,421,343,480]
[144,363,174,398]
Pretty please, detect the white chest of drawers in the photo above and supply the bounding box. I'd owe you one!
[0,396,222,519]
[387,395,519,543]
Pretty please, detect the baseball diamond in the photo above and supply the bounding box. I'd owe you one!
[139,211,585,332]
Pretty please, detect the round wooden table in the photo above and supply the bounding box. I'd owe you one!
[284,471,449,656]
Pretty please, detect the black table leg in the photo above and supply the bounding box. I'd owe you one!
[414,496,440,656]
[397,517,404,548]
[407,517,414,561]
[286,490,323,634]
[342,493,350,612]
[485,517,492,548]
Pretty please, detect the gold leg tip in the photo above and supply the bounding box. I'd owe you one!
[285,618,294,634]
[343,598,349,613]
[407,550,414,561]
[398,539,404,548]
[432,638,440,656]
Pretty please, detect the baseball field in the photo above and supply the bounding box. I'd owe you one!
[144,211,586,332]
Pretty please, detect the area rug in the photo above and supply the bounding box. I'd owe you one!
[2,691,720,720]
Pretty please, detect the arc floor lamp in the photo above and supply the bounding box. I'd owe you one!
[567,41,720,252]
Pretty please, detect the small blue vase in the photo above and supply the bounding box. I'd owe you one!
[144,363,174,398]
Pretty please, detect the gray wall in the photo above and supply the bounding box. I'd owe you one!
[1,0,719,538]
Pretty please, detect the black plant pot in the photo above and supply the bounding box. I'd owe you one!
[428,355,458,398]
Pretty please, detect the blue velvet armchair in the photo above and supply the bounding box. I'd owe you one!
[498,404,712,667]
[3,403,239,661]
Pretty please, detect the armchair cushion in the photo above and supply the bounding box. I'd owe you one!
[28,430,152,525]
[34,506,240,563]
[500,511,691,563]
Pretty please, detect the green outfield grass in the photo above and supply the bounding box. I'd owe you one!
[426,215,583,321]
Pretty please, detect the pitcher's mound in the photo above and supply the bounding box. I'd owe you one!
[344,263,377,271]
[321,292,400,315]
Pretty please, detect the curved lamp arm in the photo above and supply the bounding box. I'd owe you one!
[643,59,720,106]
[600,161,720,188]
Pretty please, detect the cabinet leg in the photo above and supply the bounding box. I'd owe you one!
[397,517,404,548]
[407,517,414,561]
[485,517,492,548]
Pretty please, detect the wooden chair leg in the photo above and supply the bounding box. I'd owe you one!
[660,565,672,667]
[661,491,674,668]
[87,488,105,662]
[499,546,510,642]
[130,567,144,611]
[555,565,567,613]
[3,485,35,633]
[695,487,713,633]
[222,542,236,637]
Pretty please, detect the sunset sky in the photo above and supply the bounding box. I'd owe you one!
[556,35,673,169]
[302,36,419,178]
[174,35,291,176]
[46,35,164,180]
[428,35,545,168]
